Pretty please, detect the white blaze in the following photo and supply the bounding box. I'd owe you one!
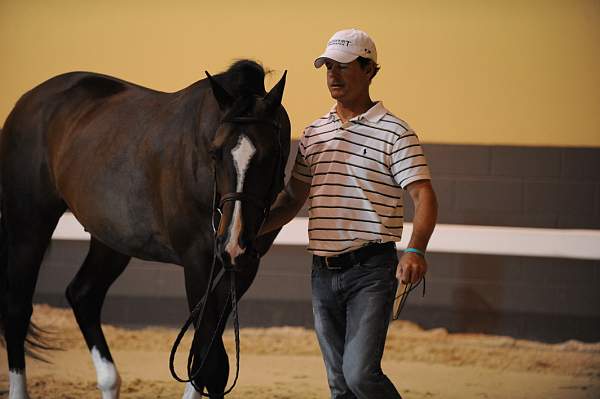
[182,382,202,399]
[91,347,121,399]
[225,135,256,264]
[9,370,29,399]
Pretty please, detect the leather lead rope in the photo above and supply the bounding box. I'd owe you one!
[168,115,284,397]
[168,165,242,398]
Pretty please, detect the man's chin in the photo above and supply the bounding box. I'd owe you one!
[329,91,346,101]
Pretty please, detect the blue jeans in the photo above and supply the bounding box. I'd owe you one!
[311,246,401,399]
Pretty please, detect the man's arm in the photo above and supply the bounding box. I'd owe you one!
[397,180,438,284]
[259,176,311,235]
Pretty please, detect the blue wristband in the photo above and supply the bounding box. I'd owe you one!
[404,247,426,258]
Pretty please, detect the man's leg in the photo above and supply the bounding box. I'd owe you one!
[311,258,355,399]
[342,251,402,399]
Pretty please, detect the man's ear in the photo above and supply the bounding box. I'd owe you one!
[366,61,376,81]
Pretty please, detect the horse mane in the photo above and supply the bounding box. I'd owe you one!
[222,60,267,97]
[218,60,270,120]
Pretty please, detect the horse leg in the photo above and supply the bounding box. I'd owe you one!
[203,336,230,398]
[180,262,232,399]
[183,333,230,399]
[182,313,230,399]
[2,211,64,399]
[65,237,130,399]
[178,248,260,399]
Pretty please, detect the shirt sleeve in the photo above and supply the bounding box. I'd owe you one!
[390,130,431,189]
[291,130,312,183]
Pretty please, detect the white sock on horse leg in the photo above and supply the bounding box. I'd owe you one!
[182,382,202,399]
[8,369,30,399]
[90,346,121,399]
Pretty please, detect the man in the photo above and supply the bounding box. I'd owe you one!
[260,28,437,398]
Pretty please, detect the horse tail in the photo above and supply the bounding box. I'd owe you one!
[0,185,7,349]
[0,135,55,360]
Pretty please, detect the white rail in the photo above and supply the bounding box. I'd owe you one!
[53,214,600,260]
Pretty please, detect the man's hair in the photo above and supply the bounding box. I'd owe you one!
[357,56,380,80]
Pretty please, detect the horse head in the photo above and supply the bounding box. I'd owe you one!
[206,70,288,269]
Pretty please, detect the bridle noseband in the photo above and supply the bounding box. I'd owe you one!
[218,192,267,217]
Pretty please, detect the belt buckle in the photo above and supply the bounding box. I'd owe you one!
[324,256,342,270]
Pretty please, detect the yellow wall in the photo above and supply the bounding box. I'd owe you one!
[1,0,599,146]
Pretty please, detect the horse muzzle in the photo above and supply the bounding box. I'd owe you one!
[216,235,259,271]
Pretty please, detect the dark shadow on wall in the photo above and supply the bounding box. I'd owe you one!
[453,254,505,334]
[453,286,501,333]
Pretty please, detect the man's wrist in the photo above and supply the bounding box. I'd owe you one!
[404,247,426,258]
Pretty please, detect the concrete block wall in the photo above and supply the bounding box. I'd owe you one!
[418,144,600,229]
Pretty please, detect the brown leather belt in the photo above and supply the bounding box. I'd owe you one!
[315,242,395,270]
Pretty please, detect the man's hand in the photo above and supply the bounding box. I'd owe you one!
[258,176,310,236]
[396,252,427,284]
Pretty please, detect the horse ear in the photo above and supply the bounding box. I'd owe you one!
[264,70,287,113]
[205,71,234,111]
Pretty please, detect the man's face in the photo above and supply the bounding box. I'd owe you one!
[325,59,372,103]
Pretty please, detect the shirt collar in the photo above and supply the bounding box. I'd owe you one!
[327,101,387,123]
[326,104,338,121]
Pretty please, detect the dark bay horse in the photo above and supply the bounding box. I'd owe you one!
[0,60,290,398]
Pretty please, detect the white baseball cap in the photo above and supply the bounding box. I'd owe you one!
[314,28,377,68]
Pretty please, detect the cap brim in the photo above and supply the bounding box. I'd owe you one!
[314,49,359,68]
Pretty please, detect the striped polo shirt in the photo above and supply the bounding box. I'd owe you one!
[292,102,431,257]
